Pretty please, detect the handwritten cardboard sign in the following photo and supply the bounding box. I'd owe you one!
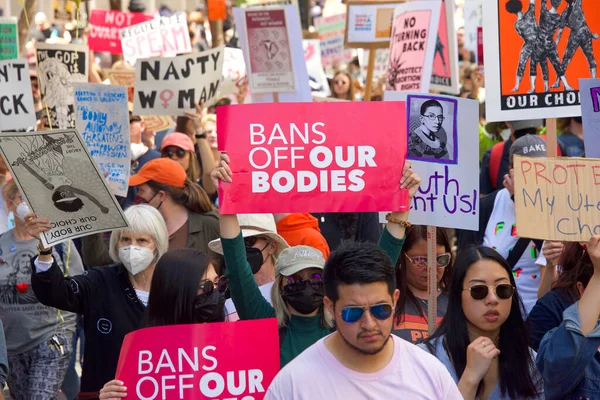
[88,9,153,54]
[36,43,89,129]
[133,46,224,116]
[314,13,353,71]
[0,17,18,60]
[142,116,175,132]
[221,48,248,97]
[361,48,390,81]
[345,0,404,49]
[303,39,331,97]
[0,59,36,132]
[74,83,131,197]
[0,129,128,247]
[217,102,409,214]
[463,0,482,60]
[381,92,479,230]
[514,156,600,241]
[115,319,280,400]
[120,12,192,65]
[386,0,440,93]
[579,78,600,158]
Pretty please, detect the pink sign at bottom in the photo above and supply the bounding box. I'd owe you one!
[115,319,280,399]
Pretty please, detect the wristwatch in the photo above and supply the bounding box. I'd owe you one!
[37,242,52,256]
[195,133,207,139]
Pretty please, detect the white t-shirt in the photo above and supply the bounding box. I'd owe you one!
[483,189,540,314]
[265,334,462,400]
[224,281,273,322]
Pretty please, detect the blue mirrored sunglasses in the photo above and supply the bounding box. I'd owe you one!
[340,303,393,324]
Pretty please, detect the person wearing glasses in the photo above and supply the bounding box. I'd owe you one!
[99,248,229,399]
[265,219,460,399]
[160,132,201,183]
[420,246,543,400]
[393,225,453,343]
[212,153,422,368]
[329,71,356,101]
[408,99,450,161]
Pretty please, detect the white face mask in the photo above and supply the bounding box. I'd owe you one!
[119,246,154,276]
[500,128,512,141]
[16,202,31,222]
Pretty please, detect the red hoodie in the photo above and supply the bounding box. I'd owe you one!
[276,213,331,259]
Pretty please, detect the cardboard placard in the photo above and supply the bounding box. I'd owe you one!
[106,69,136,86]
[426,0,459,94]
[0,129,128,247]
[133,46,225,116]
[580,78,600,158]
[74,83,131,197]
[303,39,331,97]
[115,319,280,400]
[462,0,483,58]
[0,17,18,60]
[0,59,37,132]
[141,115,175,132]
[361,48,390,80]
[120,12,192,65]
[483,0,599,122]
[380,92,479,230]
[217,102,409,214]
[345,0,406,49]
[220,48,248,97]
[314,13,354,71]
[514,155,600,242]
[88,9,153,54]
[36,43,89,129]
[385,0,441,93]
[244,0,309,30]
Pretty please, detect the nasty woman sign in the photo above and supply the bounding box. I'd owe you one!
[115,319,280,400]
[217,102,409,214]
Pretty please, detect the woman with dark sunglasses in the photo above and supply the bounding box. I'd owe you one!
[211,153,421,367]
[393,225,453,343]
[421,246,543,400]
[99,248,228,399]
[160,132,202,184]
[329,71,356,101]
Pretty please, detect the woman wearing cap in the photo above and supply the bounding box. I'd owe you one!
[160,132,202,183]
[27,205,169,397]
[211,154,421,367]
[129,158,219,254]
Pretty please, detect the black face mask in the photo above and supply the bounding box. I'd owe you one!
[281,281,324,315]
[246,243,268,274]
[193,290,225,323]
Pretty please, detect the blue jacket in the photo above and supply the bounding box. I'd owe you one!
[537,302,600,400]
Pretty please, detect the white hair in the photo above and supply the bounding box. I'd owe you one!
[34,12,47,26]
[108,204,169,264]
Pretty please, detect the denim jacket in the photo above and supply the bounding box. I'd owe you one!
[536,302,600,400]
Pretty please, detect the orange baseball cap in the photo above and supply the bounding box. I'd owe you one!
[129,158,187,188]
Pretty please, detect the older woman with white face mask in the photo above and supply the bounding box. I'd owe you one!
[27,204,169,398]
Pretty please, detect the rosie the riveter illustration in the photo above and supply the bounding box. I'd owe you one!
[12,134,109,214]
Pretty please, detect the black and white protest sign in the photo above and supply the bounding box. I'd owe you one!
[36,43,89,129]
[0,129,128,247]
[0,59,36,132]
[133,46,224,116]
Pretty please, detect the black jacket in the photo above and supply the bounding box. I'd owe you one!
[31,259,145,396]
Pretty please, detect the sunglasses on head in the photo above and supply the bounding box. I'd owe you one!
[340,303,393,324]
[283,273,324,293]
[464,284,515,300]
[405,252,451,269]
[161,148,186,159]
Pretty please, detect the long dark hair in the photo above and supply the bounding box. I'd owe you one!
[394,225,453,325]
[147,178,215,214]
[423,246,539,399]
[552,242,586,301]
[146,249,214,327]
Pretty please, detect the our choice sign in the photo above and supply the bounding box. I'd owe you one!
[88,9,153,54]
[217,102,409,214]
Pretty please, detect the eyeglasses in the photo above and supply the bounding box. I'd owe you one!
[199,276,228,296]
[405,252,451,269]
[334,80,349,85]
[463,284,515,300]
[423,113,445,122]
[161,148,186,159]
[340,303,393,324]
[283,273,324,293]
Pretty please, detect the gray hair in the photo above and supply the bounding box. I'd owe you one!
[108,204,169,264]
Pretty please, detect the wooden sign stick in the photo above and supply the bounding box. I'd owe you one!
[273,93,280,103]
[427,225,438,335]
[364,50,377,101]
[546,118,558,158]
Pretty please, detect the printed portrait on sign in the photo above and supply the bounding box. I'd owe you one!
[406,95,458,164]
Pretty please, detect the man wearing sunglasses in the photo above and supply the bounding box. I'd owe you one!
[265,241,461,399]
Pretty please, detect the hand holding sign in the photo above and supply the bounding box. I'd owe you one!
[99,380,127,399]
[24,213,52,241]
[400,160,421,200]
[588,236,600,272]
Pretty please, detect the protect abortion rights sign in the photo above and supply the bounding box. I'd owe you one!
[0,59,36,132]
[120,12,192,65]
[386,0,440,93]
[88,9,153,54]
[217,102,409,214]
[133,46,225,116]
[115,319,280,400]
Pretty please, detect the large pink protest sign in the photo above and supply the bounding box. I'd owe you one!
[115,319,279,399]
[120,12,192,64]
[88,10,153,54]
[217,102,409,214]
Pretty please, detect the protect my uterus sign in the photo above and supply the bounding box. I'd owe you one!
[115,319,279,399]
[216,102,409,214]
